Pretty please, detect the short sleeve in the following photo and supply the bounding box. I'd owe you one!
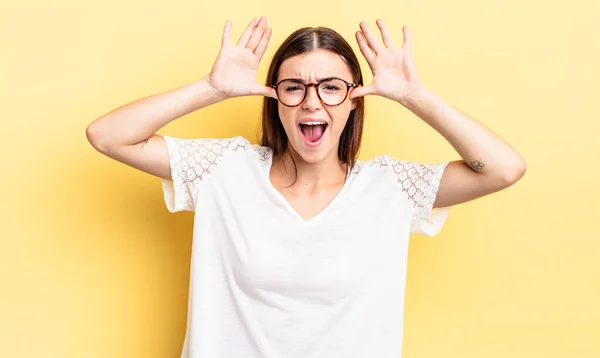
[377,155,451,236]
[160,135,250,213]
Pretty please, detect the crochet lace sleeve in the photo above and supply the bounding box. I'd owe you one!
[375,155,451,236]
[159,135,250,213]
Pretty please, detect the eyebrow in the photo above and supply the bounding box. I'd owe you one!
[285,76,341,83]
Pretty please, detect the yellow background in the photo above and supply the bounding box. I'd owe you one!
[1,0,599,357]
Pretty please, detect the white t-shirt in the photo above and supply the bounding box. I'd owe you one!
[160,135,451,358]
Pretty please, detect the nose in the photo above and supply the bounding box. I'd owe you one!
[302,83,322,109]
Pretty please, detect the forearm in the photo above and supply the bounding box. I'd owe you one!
[400,87,526,181]
[86,76,225,149]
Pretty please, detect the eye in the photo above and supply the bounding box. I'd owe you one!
[323,85,341,91]
[320,79,345,92]
[285,85,303,92]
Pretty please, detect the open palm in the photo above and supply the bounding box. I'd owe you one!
[207,17,277,100]
[349,19,424,105]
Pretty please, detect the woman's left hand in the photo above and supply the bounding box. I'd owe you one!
[349,19,425,106]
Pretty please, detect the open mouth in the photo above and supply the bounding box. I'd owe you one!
[298,122,328,145]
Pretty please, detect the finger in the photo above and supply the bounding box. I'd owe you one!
[237,17,259,47]
[254,26,272,61]
[254,84,278,99]
[355,30,375,63]
[359,21,384,55]
[402,25,412,52]
[246,16,267,51]
[222,20,231,47]
[349,84,374,100]
[265,86,278,100]
[376,18,396,49]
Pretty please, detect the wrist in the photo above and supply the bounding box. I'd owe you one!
[200,75,229,102]
[187,77,228,111]
[399,86,431,109]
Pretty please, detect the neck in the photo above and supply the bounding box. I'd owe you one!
[273,146,348,192]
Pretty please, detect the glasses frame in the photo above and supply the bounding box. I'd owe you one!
[271,76,358,107]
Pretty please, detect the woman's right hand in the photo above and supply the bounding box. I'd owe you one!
[206,16,278,101]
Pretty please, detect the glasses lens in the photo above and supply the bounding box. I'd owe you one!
[276,79,348,106]
[277,80,306,106]
[318,79,347,106]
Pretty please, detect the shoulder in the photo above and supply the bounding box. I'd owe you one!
[358,154,446,174]
[353,154,410,174]
[355,154,448,193]
[161,135,250,154]
[161,135,272,162]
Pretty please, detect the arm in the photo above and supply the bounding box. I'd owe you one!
[85,76,226,180]
[399,87,527,209]
[86,77,225,150]
[350,20,526,209]
[85,17,275,181]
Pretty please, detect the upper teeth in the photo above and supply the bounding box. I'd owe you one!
[300,121,327,125]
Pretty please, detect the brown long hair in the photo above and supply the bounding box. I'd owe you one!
[259,26,365,184]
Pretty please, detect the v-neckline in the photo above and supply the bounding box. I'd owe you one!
[264,150,356,225]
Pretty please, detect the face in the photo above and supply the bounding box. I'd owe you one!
[276,49,357,164]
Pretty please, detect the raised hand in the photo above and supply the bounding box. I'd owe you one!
[349,19,424,106]
[206,16,278,100]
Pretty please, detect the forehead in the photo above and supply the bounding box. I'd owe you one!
[277,49,353,82]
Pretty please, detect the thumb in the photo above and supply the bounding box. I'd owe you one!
[349,84,373,100]
[259,85,278,100]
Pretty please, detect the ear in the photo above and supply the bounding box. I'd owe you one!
[349,86,358,110]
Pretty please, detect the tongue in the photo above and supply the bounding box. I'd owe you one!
[301,124,326,142]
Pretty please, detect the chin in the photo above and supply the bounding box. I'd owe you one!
[297,151,327,164]
[290,138,334,164]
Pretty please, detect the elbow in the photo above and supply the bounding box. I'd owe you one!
[503,158,527,185]
[86,123,108,153]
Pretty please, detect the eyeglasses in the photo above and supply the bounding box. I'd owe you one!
[271,77,358,107]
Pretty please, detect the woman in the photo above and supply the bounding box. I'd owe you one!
[86,16,526,358]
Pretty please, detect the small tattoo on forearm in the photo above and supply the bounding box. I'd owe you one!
[141,138,149,149]
[470,160,485,171]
